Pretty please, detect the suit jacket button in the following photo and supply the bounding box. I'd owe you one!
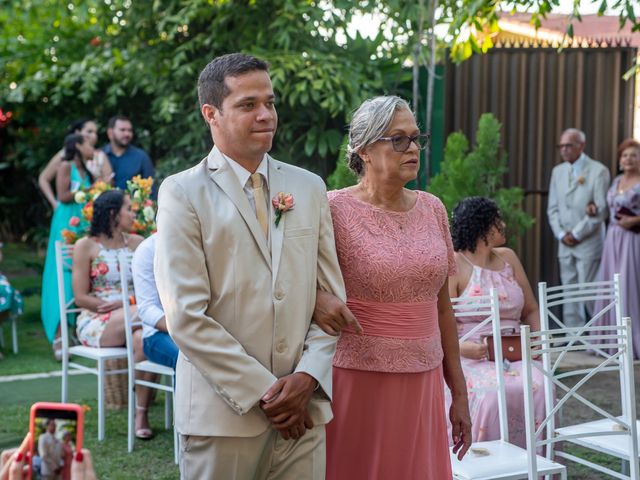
[276,341,287,353]
[274,289,285,300]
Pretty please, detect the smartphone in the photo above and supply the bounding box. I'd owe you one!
[28,402,84,480]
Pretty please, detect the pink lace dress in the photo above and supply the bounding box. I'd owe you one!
[326,189,454,480]
[444,253,546,449]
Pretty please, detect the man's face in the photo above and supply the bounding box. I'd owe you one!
[207,70,277,164]
[47,420,56,434]
[108,119,133,149]
[558,132,584,163]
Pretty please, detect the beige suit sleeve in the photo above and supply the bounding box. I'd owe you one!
[572,164,610,240]
[294,179,344,399]
[547,167,564,239]
[155,178,277,415]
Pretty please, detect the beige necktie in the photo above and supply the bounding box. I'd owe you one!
[250,173,269,238]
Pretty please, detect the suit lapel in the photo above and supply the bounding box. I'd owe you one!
[207,148,271,268]
[564,162,578,195]
[269,159,286,289]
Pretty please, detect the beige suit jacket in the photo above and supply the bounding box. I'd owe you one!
[547,155,610,259]
[155,146,345,437]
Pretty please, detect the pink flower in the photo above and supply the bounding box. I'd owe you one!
[272,192,295,227]
[96,262,109,276]
[469,285,483,296]
[69,216,80,227]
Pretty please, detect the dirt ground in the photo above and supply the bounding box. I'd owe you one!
[554,366,640,479]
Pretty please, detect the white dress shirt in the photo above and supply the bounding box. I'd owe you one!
[223,153,270,217]
[132,234,165,339]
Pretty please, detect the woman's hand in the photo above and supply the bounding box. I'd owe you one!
[96,299,122,313]
[449,394,473,460]
[1,434,96,480]
[459,341,488,360]
[617,214,640,230]
[70,450,97,480]
[312,290,362,336]
[0,434,29,480]
[585,202,598,217]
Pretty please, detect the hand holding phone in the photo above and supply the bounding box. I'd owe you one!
[28,402,84,480]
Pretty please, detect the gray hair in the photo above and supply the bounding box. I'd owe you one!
[562,128,586,144]
[346,96,412,176]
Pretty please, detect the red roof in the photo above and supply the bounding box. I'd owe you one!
[498,12,640,47]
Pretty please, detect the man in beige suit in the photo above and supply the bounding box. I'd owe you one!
[155,53,346,479]
[547,128,610,327]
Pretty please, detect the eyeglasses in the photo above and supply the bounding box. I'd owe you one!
[377,133,431,152]
[556,143,577,149]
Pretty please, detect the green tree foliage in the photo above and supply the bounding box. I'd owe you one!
[428,113,534,242]
[0,0,410,238]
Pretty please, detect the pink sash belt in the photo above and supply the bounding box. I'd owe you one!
[333,298,444,373]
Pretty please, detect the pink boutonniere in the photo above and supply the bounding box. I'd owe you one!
[272,192,294,227]
[576,175,586,185]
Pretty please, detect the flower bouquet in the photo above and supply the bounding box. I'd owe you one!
[61,176,157,243]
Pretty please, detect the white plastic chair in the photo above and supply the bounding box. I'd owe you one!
[448,288,566,480]
[56,241,128,441]
[0,312,18,354]
[522,318,639,480]
[118,251,178,464]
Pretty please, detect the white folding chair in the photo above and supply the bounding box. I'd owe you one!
[538,274,623,341]
[522,318,639,480]
[449,288,566,480]
[118,252,178,464]
[0,311,18,354]
[56,240,128,441]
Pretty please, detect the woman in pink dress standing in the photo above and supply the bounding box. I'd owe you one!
[446,197,544,448]
[316,96,471,479]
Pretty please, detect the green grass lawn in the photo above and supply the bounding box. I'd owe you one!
[1,242,637,479]
[0,243,179,479]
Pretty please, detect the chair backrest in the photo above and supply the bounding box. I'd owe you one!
[521,319,639,479]
[55,241,81,354]
[538,275,627,420]
[118,251,138,375]
[538,274,622,335]
[450,288,509,442]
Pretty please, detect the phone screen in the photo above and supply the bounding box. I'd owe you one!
[31,408,79,480]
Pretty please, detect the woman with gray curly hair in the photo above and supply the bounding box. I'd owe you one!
[315,96,471,479]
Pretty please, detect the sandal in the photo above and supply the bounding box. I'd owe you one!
[135,405,154,440]
[52,337,65,362]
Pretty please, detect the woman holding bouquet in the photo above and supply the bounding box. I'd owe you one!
[40,133,95,360]
[593,139,640,358]
[38,119,113,210]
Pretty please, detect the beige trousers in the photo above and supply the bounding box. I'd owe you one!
[558,254,601,327]
[179,426,326,480]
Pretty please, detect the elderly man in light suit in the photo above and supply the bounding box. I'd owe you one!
[547,128,610,327]
[155,53,347,479]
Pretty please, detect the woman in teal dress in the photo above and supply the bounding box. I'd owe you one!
[41,133,94,360]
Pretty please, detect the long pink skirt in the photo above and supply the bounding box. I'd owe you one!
[326,364,452,480]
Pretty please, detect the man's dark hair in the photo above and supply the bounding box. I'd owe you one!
[107,115,131,129]
[197,53,269,109]
[451,197,503,253]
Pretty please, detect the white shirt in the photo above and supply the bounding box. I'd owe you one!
[223,153,270,217]
[132,234,164,339]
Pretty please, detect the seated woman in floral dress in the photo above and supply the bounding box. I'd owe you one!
[446,196,545,448]
[72,189,154,438]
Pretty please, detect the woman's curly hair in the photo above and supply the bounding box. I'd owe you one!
[90,189,125,239]
[451,197,503,252]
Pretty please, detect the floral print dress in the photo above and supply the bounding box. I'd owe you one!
[0,273,23,316]
[76,238,133,347]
